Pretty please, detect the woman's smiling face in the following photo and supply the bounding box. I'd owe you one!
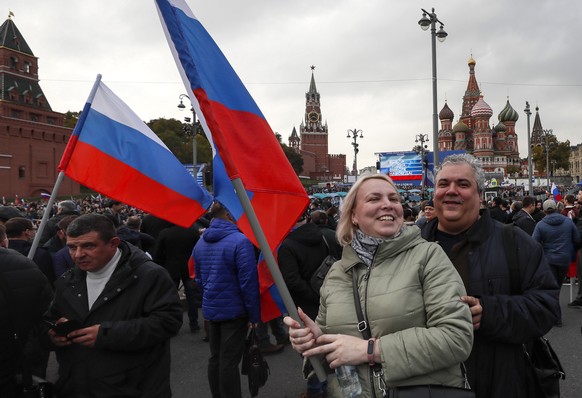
[351,178,404,239]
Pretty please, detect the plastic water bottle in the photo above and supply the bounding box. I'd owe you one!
[335,365,362,398]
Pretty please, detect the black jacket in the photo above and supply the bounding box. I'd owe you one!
[8,239,55,285]
[0,248,53,396]
[422,210,560,398]
[277,223,341,319]
[152,224,200,282]
[512,209,536,236]
[46,242,183,398]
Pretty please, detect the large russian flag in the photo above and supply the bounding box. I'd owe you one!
[155,0,309,251]
[551,182,562,202]
[58,77,213,227]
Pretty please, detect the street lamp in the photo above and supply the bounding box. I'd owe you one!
[539,129,554,190]
[177,94,197,177]
[524,102,533,196]
[413,133,429,199]
[347,128,363,179]
[418,7,447,168]
[551,159,557,178]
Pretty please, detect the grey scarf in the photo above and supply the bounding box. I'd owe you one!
[350,228,404,266]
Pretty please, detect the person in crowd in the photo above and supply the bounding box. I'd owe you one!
[38,200,80,246]
[140,213,174,240]
[116,216,155,254]
[532,199,545,223]
[326,205,340,230]
[416,199,435,229]
[284,173,473,397]
[568,189,582,307]
[561,194,579,223]
[153,222,203,333]
[421,154,560,398]
[192,201,260,398]
[512,196,537,235]
[489,197,508,223]
[50,216,78,278]
[45,214,183,397]
[505,200,522,224]
[5,217,55,284]
[0,206,23,225]
[278,210,342,398]
[0,224,53,397]
[103,199,126,227]
[533,199,580,326]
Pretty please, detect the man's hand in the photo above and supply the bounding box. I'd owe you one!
[461,295,483,330]
[68,325,101,348]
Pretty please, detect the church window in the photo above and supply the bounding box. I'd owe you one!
[24,62,31,73]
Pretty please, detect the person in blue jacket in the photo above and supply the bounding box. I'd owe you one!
[193,201,260,398]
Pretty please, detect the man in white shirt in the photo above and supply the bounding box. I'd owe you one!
[46,214,182,398]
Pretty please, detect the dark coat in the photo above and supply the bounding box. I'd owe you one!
[422,210,560,398]
[140,215,173,240]
[38,210,80,246]
[193,218,260,323]
[0,248,53,396]
[488,206,507,223]
[8,239,55,285]
[152,225,200,282]
[277,223,341,320]
[46,242,183,398]
[512,209,536,236]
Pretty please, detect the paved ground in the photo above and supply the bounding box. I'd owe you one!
[48,284,581,397]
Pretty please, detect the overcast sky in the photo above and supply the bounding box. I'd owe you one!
[7,0,582,169]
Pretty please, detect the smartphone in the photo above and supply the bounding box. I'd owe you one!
[44,319,83,336]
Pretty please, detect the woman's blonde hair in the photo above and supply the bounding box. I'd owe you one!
[336,173,401,246]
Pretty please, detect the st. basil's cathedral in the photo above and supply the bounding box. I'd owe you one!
[437,56,521,175]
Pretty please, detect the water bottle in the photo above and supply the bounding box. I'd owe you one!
[335,365,362,398]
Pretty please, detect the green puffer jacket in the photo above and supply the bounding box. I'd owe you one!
[314,226,473,398]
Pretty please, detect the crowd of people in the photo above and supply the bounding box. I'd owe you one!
[0,152,579,398]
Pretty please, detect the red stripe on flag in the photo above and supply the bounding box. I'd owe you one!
[389,175,423,181]
[63,141,207,227]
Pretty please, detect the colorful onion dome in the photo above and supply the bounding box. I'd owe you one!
[494,121,507,132]
[452,120,470,133]
[498,99,519,122]
[439,102,454,120]
[471,95,493,118]
[468,56,476,66]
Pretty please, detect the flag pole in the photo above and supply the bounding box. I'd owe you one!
[231,178,327,382]
[28,74,103,260]
[28,172,66,260]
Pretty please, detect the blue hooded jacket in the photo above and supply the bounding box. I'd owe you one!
[533,212,580,267]
[193,218,260,323]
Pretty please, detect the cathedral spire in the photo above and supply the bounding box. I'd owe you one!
[308,65,317,94]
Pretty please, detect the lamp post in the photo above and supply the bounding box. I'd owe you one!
[413,133,429,199]
[418,7,447,168]
[177,94,197,177]
[551,159,557,178]
[347,128,363,179]
[540,129,553,190]
[524,102,533,196]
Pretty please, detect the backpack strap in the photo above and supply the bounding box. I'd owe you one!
[501,223,520,295]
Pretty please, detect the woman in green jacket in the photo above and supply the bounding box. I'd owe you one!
[284,173,473,397]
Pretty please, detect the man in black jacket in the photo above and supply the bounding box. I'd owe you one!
[0,224,53,397]
[568,189,582,307]
[512,196,537,235]
[277,210,341,398]
[45,214,183,398]
[421,154,559,398]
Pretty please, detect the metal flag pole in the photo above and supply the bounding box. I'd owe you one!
[231,178,327,382]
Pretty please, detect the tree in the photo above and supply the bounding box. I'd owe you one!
[532,135,571,174]
[64,111,80,129]
[275,133,303,175]
[147,118,211,165]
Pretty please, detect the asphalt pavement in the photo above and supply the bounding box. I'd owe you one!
[47,284,581,397]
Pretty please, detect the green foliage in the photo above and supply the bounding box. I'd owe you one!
[64,111,81,129]
[147,118,211,165]
[531,136,571,173]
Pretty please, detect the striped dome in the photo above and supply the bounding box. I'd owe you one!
[471,95,493,118]
[494,121,507,132]
[498,99,519,122]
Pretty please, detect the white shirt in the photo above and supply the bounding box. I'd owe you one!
[86,248,121,309]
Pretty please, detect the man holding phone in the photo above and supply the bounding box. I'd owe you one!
[45,214,183,398]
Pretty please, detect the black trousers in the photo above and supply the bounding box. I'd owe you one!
[208,317,248,398]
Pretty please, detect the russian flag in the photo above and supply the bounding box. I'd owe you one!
[155,0,309,251]
[257,250,287,322]
[58,77,213,227]
[551,182,562,202]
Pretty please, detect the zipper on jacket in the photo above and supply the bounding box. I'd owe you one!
[362,263,383,398]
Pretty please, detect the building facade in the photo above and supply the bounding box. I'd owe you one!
[288,68,346,181]
[438,57,521,176]
[0,16,79,199]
